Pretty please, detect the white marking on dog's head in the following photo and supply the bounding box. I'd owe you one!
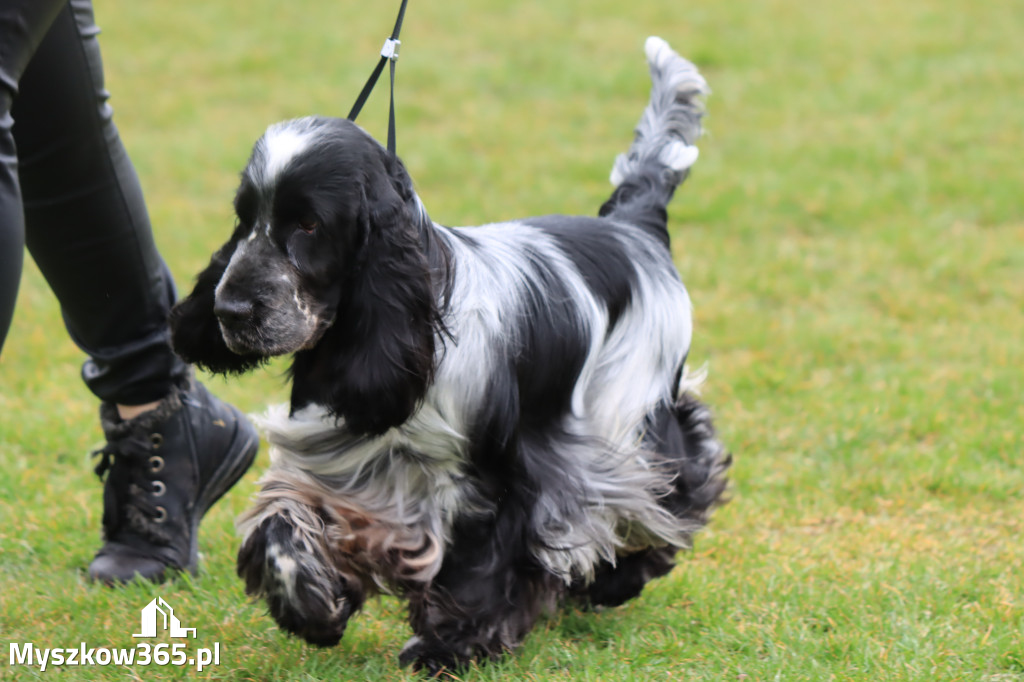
[258,118,318,186]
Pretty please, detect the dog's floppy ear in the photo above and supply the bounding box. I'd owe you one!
[294,158,440,436]
[169,233,265,374]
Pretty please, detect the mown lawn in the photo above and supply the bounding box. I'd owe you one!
[1,0,1021,679]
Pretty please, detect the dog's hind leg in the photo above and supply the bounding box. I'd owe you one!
[572,389,730,608]
[653,389,731,530]
[570,546,677,608]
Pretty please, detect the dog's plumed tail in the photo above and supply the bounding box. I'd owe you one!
[601,37,708,233]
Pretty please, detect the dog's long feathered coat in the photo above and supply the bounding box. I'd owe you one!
[169,37,730,673]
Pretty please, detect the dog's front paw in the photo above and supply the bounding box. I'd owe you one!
[398,635,473,677]
[237,515,364,647]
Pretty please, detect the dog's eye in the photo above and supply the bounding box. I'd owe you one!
[297,218,319,234]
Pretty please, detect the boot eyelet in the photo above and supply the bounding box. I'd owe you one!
[149,455,165,473]
[150,433,163,449]
[152,480,166,497]
[154,506,168,523]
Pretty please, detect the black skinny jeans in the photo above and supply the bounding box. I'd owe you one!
[0,0,187,405]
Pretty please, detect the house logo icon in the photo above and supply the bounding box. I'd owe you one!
[132,597,197,638]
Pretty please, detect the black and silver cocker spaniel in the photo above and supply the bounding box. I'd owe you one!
[169,36,730,673]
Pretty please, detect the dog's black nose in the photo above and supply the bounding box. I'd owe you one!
[213,296,254,325]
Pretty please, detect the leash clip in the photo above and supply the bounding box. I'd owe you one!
[381,38,401,61]
[348,0,410,155]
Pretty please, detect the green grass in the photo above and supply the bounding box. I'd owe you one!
[2,0,1022,679]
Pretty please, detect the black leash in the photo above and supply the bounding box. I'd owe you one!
[347,0,409,156]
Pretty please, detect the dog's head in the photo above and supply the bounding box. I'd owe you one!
[169,117,444,434]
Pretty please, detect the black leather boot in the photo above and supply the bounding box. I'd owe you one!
[88,376,259,584]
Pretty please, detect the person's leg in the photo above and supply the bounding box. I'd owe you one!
[0,0,66,353]
[13,0,187,405]
[0,82,23,352]
[10,0,258,583]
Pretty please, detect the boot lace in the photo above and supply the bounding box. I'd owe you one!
[92,432,171,544]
